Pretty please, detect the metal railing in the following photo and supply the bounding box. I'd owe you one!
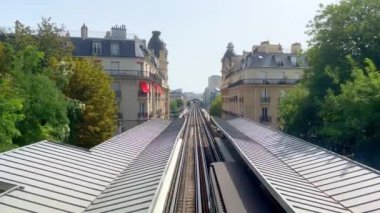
[104,69,162,84]
[227,78,300,88]
[138,112,148,119]
[261,97,271,103]
[260,116,272,123]
[138,91,147,97]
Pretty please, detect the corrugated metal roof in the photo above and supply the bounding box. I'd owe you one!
[85,119,184,213]
[0,119,172,212]
[214,117,380,213]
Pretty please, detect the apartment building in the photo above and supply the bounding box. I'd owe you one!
[203,75,221,109]
[71,24,169,132]
[220,41,307,129]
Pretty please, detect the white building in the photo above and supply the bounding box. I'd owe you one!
[71,24,170,132]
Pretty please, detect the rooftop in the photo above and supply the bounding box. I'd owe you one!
[0,119,183,212]
[213,117,380,212]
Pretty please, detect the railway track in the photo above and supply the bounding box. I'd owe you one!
[166,103,222,213]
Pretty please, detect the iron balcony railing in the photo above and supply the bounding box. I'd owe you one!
[260,116,272,123]
[261,97,270,103]
[104,69,162,84]
[222,109,240,117]
[227,78,300,88]
[138,91,147,97]
[138,112,148,119]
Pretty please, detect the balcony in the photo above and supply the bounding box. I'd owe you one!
[138,91,147,98]
[222,109,239,117]
[261,97,270,104]
[138,112,148,119]
[104,69,162,84]
[227,78,300,88]
[260,116,272,123]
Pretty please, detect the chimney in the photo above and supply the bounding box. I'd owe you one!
[111,24,127,40]
[81,23,88,39]
[105,31,111,39]
[291,42,302,54]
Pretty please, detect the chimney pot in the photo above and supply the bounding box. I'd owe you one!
[81,23,88,39]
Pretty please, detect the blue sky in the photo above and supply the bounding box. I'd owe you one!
[1,0,337,93]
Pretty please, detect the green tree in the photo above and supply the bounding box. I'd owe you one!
[11,46,69,146]
[282,0,380,137]
[0,42,14,75]
[0,77,24,152]
[64,58,117,148]
[280,0,380,166]
[10,20,37,53]
[37,17,73,62]
[170,100,178,112]
[319,59,380,157]
[278,85,312,136]
[209,95,222,117]
[176,99,184,109]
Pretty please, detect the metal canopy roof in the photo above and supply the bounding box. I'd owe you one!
[0,119,175,212]
[85,119,184,213]
[214,117,380,213]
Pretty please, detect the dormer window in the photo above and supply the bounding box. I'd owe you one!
[92,41,102,55]
[111,43,120,56]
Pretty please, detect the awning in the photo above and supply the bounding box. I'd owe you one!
[140,81,150,93]
[156,84,163,95]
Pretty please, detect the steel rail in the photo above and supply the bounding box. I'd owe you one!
[165,103,223,213]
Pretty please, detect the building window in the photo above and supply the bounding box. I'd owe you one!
[261,90,270,103]
[111,43,120,56]
[92,42,102,55]
[261,89,269,98]
[260,107,272,123]
[262,107,268,117]
[110,61,120,71]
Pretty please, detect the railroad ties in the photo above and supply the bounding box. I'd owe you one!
[164,103,274,213]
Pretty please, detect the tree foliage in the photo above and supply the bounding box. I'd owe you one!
[209,95,222,117]
[170,100,178,112]
[0,19,117,151]
[11,46,69,146]
[64,58,117,148]
[280,0,380,167]
[319,59,380,156]
[37,17,73,62]
[0,77,24,151]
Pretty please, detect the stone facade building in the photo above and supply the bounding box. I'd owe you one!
[220,41,307,129]
[71,24,170,132]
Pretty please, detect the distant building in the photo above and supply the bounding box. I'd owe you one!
[183,92,203,103]
[170,89,184,102]
[208,75,222,89]
[203,75,221,109]
[220,41,307,129]
[71,24,170,132]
